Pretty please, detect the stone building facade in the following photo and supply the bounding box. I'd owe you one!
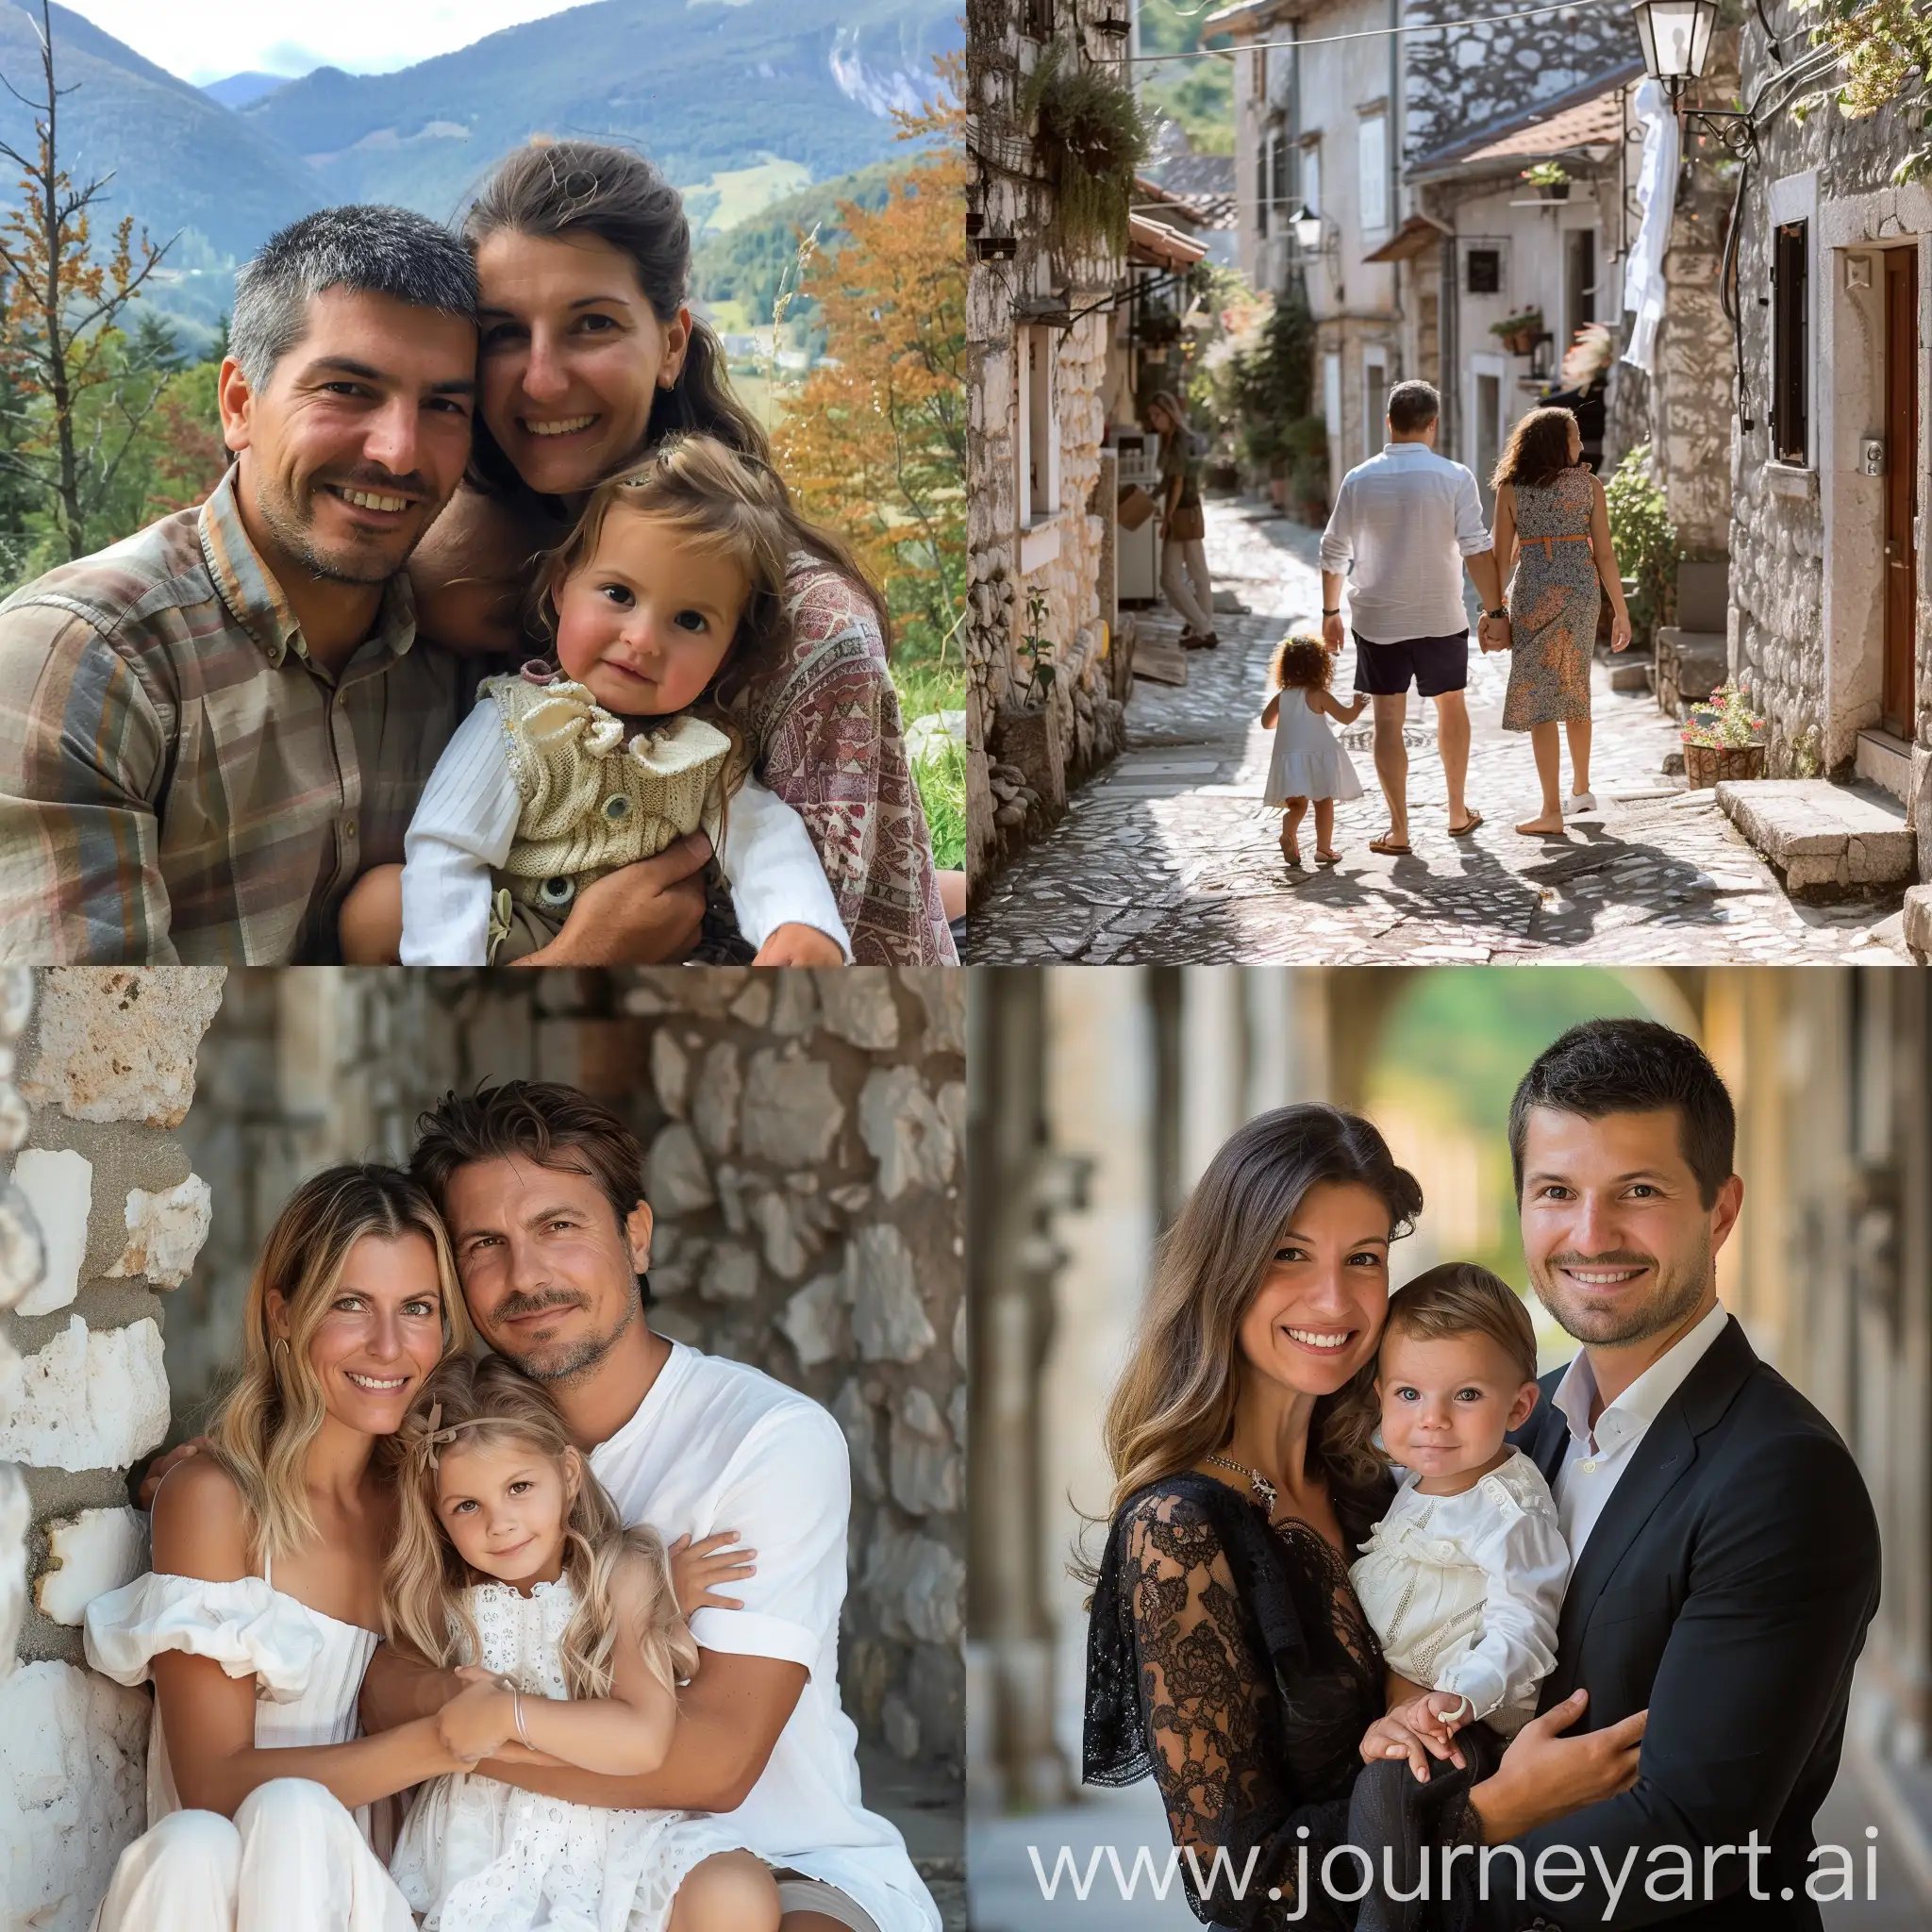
[965,0,1131,893]
[2,967,964,1932]
[1729,20,1930,841]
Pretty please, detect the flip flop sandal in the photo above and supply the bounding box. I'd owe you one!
[1280,841,1305,868]
[1315,850,1341,865]
[1369,835,1412,856]
[1449,810,1484,836]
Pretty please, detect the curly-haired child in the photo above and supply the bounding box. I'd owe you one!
[1259,632,1367,866]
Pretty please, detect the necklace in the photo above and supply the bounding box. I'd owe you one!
[1205,1452,1278,1513]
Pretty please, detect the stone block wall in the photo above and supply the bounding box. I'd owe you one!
[0,968,223,1932]
[1731,19,1931,793]
[168,968,966,1775]
[966,0,1128,895]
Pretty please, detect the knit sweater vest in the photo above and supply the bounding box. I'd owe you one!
[482,672,731,927]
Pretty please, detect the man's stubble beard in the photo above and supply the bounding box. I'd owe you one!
[491,1281,641,1385]
[252,469,413,589]
[1527,1227,1713,1347]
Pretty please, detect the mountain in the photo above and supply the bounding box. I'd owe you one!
[202,71,298,110]
[237,0,957,223]
[0,0,954,275]
[0,6,321,260]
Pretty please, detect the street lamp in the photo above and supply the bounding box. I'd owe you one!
[1291,203,1327,254]
[1628,0,1757,155]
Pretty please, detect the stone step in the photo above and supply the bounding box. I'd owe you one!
[1715,778,1916,900]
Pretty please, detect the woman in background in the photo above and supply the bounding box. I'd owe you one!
[1147,390,1217,649]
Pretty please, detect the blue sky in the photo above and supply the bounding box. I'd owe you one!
[58,0,600,86]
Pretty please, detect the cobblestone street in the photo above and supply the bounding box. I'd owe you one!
[972,500,1916,965]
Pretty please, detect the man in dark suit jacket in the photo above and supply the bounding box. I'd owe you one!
[1464,1019,1881,1930]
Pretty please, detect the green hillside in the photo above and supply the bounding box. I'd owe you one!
[237,0,958,221]
[0,4,319,261]
[1138,0,1233,156]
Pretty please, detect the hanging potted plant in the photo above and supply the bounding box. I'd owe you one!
[1019,42,1151,258]
[1491,307,1544,355]
[1681,681,1768,789]
[1522,160,1572,202]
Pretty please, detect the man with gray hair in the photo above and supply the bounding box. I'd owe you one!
[0,204,710,964]
[1320,378,1507,855]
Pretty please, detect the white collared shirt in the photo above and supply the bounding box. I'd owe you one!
[1549,1299,1732,1555]
[1317,441,1491,643]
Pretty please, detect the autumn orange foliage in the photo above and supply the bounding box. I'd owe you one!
[774,51,966,658]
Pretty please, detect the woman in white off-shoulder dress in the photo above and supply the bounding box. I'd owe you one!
[83,1165,476,1932]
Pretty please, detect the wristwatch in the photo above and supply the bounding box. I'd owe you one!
[1486,607,1508,621]
[1323,607,1341,616]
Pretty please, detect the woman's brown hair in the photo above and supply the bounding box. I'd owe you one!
[458,139,892,647]
[1082,1106,1424,1575]
[1491,405,1580,491]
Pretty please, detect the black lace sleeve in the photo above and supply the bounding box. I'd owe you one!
[1086,1479,1378,1931]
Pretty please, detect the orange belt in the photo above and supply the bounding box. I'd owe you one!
[1521,533,1592,553]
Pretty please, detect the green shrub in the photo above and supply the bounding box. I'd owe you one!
[911,734,966,871]
[1604,444,1680,650]
[1020,46,1152,258]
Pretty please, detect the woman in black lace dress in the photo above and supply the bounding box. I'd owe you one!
[1082,1106,1624,1931]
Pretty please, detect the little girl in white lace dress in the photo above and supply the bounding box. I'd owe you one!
[384,1355,774,1932]
[1259,633,1367,867]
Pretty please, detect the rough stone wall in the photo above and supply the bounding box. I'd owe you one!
[1403,0,1638,166]
[1731,22,1931,791]
[966,0,1128,896]
[0,969,223,1932]
[169,968,967,1774]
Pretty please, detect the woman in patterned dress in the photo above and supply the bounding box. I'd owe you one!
[407,139,958,963]
[1488,407,1632,837]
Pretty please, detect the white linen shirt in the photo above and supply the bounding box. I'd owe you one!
[396,697,852,965]
[589,1341,940,1932]
[1549,1299,1733,1557]
[1348,1447,1569,1736]
[1318,441,1491,643]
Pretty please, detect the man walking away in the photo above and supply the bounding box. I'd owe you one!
[1319,380,1507,855]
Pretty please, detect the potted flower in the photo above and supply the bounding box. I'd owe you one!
[1491,308,1544,355]
[1680,680,1768,789]
[1522,161,1571,202]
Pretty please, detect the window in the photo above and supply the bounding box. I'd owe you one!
[1467,247,1501,295]
[1021,0,1054,41]
[1564,228,1598,341]
[1363,349,1389,459]
[1323,351,1342,441]
[1302,142,1322,220]
[1772,220,1808,466]
[1018,325,1059,525]
[1358,111,1389,235]
[1271,126,1291,221]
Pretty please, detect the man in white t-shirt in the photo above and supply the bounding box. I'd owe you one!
[359,1079,941,1932]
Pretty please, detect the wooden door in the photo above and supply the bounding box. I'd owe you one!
[1883,247,1920,737]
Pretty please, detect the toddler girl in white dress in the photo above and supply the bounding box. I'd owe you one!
[1345,1262,1571,1932]
[339,433,850,968]
[1259,634,1366,867]
[384,1354,774,1932]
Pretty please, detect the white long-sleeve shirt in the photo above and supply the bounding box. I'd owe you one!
[1348,1446,1570,1736]
[397,698,851,965]
[1319,441,1492,643]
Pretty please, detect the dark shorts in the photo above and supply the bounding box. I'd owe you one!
[1352,629,1469,698]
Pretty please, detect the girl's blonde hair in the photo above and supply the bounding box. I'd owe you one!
[1147,389,1191,434]
[1268,632,1331,694]
[1074,1106,1423,1584]
[210,1165,470,1569]
[386,1355,696,1701]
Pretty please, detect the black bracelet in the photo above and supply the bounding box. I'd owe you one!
[1323,607,1341,616]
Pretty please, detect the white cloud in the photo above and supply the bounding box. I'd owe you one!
[55,1,600,87]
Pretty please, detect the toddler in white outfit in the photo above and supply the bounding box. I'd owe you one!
[1345,1262,1570,1932]
[1259,633,1366,867]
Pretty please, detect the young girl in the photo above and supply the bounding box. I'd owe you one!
[1259,633,1367,866]
[339,433,851,967]
[384,1355,777,1932]
[1344,1264,1571,1932]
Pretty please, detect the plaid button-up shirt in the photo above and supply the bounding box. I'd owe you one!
[0,468,466,962]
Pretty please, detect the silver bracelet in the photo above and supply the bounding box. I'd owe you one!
[512,1689,531,1749]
